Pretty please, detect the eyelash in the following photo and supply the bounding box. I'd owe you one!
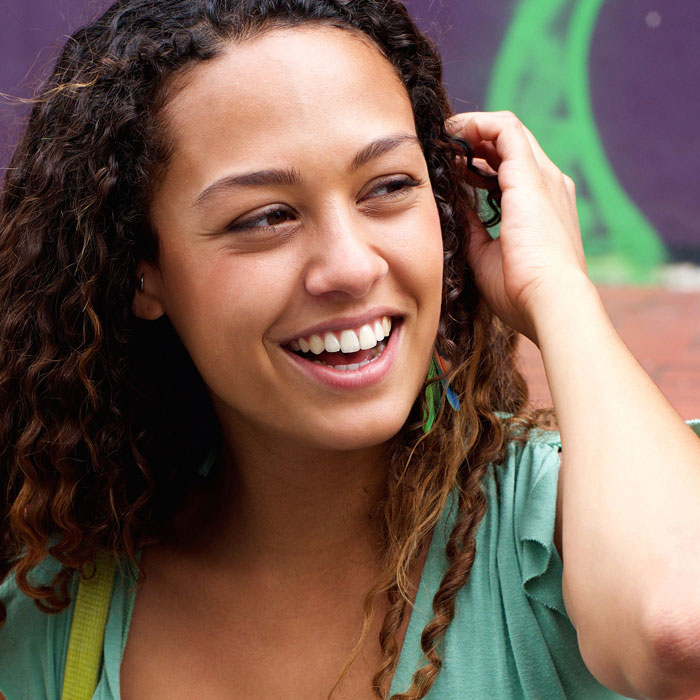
[224,176,424,233]
[368,176,423,199]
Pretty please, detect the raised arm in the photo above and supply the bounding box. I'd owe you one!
[448,111,700,700]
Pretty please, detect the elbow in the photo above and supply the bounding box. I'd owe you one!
[576,597,700,700]
[627,601,700,700]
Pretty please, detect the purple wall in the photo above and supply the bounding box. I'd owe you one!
[1,0,698,261]
[589,0,700,254]
[0,1,111,164]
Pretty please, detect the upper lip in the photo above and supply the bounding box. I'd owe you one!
[278,307,403,344]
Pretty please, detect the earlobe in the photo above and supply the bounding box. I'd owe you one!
[131,265,166,320]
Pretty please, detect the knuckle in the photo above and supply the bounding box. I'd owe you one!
[498,110,520,126]
[563,173,576,192]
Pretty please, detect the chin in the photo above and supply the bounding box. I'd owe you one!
[305,411,413,453]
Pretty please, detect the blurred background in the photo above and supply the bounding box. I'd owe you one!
[1,0,698,419]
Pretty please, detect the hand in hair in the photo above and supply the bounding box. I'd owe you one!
[449,111,700,699]
[447,110,589,347]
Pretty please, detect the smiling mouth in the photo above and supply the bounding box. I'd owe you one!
[284,315,395,371]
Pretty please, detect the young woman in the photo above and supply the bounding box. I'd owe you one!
[1,1,699,699]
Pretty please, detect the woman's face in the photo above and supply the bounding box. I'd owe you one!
[138,26,444,453]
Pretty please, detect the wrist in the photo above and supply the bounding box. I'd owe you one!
[528,273,602,349]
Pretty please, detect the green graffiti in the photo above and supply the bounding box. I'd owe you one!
[486,0,666,283]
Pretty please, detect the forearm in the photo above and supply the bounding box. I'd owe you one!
[447,108,700,696]
[534,275,700,698]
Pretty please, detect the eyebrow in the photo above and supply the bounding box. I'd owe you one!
[350,133,421,171]
[193,167,301,207]
[192,133,422,208]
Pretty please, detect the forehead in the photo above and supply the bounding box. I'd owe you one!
[157,26,417,185]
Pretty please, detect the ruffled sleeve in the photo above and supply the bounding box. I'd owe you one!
[509,429,566,614]
[497,418,699,617]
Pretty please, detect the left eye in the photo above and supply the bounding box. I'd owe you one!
[250,210,292,227]
[366,177,422,199]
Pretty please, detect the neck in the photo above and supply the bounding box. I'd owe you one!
[170,420,393,575]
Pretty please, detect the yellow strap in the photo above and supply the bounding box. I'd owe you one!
[61,551,117,700]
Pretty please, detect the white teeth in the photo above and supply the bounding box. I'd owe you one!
[324,332,340,353]
[358,324,378,350]
[339,329,360,353]
[290,316,393,354]
[308,334,324,355]
[373,319,385,342]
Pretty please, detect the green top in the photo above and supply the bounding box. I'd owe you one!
[3,421,698,699]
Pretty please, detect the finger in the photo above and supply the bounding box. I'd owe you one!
[449,112,543,167]
[447,112,539,186]
[471,141,501,174]
[517,121,558,174]
[553,171,580,235]
[450,113,579,240]
[446,112,478,136]
[562,175,587,270]
[463,167,498,191]
[563,173,576,201]
[453,143,501,175]
[562,173,577,218]
[449,112,569,187]
[452,140,500,189]
[448,112,535,158]
[507,123,581,204]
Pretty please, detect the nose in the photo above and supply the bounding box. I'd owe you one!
[303,211,389,299]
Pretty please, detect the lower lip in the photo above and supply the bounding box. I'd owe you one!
[282,321,402,390]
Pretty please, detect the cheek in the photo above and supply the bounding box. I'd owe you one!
[400,200,444,298]
[425,202,445,274]
[157,245,297,363]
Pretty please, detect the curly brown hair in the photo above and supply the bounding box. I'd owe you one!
[0,1,554,698]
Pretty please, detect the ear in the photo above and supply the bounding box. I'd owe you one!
[132,262,166,320]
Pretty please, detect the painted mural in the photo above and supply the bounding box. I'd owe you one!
[2,0,698,282]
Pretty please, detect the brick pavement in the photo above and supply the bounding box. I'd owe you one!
[516,286,700,420]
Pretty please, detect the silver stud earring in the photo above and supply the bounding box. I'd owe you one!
[139,274,144,292]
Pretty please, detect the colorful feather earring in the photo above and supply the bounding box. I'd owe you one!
[422,350,460,433]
